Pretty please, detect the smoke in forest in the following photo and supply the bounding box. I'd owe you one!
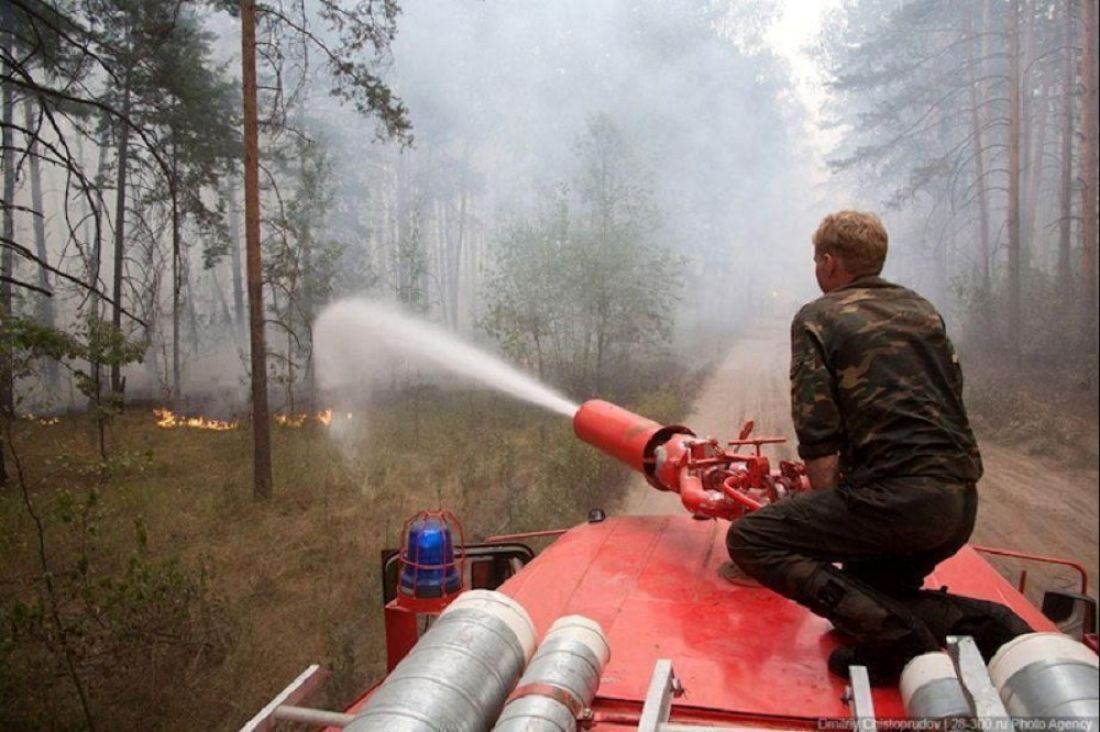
[2,0,1096,409]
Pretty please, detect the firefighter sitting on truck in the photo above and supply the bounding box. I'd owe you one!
[726,210,1030,685]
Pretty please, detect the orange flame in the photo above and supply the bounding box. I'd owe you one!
[274,413,308,428]
[153,408,239,431]
[21,413,61,425]
[273,409,348,428]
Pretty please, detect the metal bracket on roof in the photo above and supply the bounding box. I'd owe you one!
[842,665,878,732]
[638,659,685,732]
[947,635,1011,728]
[240,664,353,731]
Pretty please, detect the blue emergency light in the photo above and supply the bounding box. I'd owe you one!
[398,514,463,598]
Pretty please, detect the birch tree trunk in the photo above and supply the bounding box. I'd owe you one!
[1007,0,1023,358]
[1079,0,1098,352]
[171,150,182,405]
[968,1,993,292]
[22,100,60,394]
[1,0,14,482]
[87,117,111,410]
[110,67,133,397]
[1023,79,1050,265]
[228,176,245,342]
[1056,0,1074,308]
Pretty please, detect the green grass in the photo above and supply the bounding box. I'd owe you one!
[0,378,698,730]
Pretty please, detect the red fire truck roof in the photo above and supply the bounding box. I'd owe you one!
[499,515,1055,728]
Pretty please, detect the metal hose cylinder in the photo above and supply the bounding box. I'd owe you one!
[492,615,610,732]
[988,632,1099,720]
[346,590,536,732]
[901,652,971,720]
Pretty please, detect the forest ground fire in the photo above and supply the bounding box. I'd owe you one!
[19,414,62,426]
[274,409,344,427]
[151,408,351,430]
[153,408,240,431]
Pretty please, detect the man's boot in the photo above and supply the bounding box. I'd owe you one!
[802,566,939,684]
[907,588,1032,660]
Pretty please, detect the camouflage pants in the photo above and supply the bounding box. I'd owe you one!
[726,478,992,653]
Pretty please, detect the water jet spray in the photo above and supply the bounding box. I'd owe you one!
[315,299,578,418]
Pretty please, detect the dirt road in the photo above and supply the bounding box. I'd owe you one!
[618,329,1099,603]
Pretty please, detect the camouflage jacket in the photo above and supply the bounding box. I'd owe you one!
[790,276,982,485]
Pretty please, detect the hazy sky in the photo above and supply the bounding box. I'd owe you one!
[766,0,844,170]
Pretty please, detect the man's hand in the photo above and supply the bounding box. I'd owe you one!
[804,454,840,490]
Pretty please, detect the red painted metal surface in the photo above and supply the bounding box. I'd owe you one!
[497,515,1057,728]
[383,601,421,672]
[342,402,1082,728]
[573,399,670,473]
[484,528,569,543]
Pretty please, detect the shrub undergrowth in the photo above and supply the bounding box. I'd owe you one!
[0,358,702,730]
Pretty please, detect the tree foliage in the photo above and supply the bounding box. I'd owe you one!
[482,115,684,396]
[823,0,1098,366]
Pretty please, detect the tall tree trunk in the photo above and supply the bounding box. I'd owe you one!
[23,100,59,394]
[1,0,15,482]
[294,152,310,409]
[1023,79,1050,266]
[433,199,448,326]
[227,176,245,341]
[209,266,233,329]
[449,162,468,331]
[110,69,133,398]
[241,0,273,500]
[1007,0,1023,359]
[184,259,200,356]
[286,288,295,414]
[171,151,182,405]
[462,207,477,331]
[141,212,160,391]
[968,4,992,292]
[1019,0,1036,272]
[87,117,110,411]
[1080,0,1099,352]
[396,154,409,303]
[1056,0,1075,311]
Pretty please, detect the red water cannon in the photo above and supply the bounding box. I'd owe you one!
[573,400,810,521]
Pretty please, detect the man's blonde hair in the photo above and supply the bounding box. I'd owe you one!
[812,210,888,277]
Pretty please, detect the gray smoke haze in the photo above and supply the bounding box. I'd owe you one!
[391,0,827,310]
[22,1,848,409]
[186,0,832,404]
[312,0,829,324]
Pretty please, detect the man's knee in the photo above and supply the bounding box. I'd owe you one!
[725,516,763,570]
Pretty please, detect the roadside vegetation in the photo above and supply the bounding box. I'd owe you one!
[0,358,703,730]
[964,354,1099,469]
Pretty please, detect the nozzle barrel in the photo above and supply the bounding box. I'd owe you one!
[573,400,662,472]
[573,400,693,489]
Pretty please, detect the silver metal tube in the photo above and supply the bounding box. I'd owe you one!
[1000,659,1099,719]
[492,615,610,732]
[901,652,971,720]
[346,590,535,732]
[989,632,1100,720]
[274,705,354,727]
